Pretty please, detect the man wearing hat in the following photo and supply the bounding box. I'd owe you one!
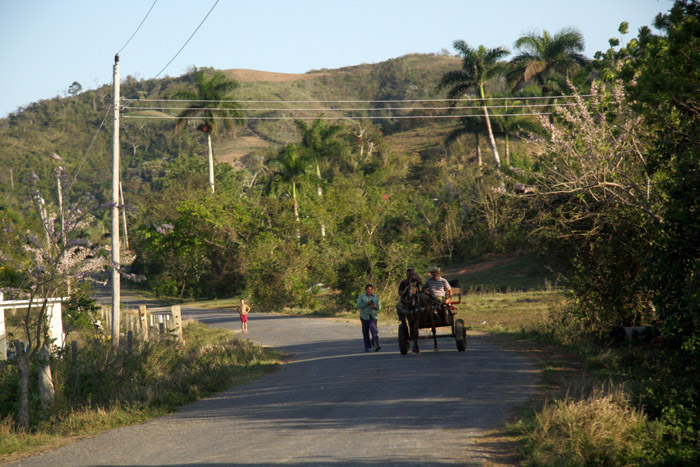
[423,266,452,321]
[397,267,422,327]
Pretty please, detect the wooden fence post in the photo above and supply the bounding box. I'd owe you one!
[100,305,110,332]
[71,340,78,389]
[170,305,184,344]
[139,305,149,342]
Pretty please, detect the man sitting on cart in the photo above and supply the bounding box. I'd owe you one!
[396,266,422,327]
[422,266,452,321]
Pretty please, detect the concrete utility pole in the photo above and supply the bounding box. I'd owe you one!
[56,166,71,295]
[111,54,121,346]
[120,181,130,250]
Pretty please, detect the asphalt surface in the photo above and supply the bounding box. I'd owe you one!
[9,302,539,466]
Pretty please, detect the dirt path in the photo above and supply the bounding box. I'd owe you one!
[9,305,539,466]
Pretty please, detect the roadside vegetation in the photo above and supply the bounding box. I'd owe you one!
[0,320,279,463]
[1,1,699,465]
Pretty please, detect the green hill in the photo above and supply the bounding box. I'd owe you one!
[0,53,479,201]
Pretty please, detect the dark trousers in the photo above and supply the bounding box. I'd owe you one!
[361,318,379,349]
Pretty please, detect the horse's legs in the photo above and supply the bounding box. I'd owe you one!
[429,307,438,351]
[410,314,420,353]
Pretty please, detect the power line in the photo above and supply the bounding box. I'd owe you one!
[66,105,112,195]
[123,94,592,104]
[117,0,158,55]
[153,0,219,79]
[122,102,576,113]
[122,112,551,121]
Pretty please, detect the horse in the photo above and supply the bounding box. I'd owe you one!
[399,282,438,353]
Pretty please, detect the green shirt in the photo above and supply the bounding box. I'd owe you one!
[356,292,381,320]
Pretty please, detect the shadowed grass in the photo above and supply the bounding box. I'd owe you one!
[0,321,280,462]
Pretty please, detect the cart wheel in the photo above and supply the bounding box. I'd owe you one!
[398,323,409,355]
[455,319,467,351]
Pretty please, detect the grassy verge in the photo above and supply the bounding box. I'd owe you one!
[0,321,280,463]
[436,256,691,466]
[454,288,694,466]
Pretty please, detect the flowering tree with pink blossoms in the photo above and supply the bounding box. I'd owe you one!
[527,80,662,336]
[0,169,108,429]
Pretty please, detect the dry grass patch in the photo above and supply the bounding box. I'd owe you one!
[458,290,566,333]
[513,385,658,466]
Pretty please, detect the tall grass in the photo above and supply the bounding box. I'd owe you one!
[0,321,279,462]
[512,385,660,466]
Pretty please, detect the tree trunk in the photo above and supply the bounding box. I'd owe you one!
[315,161,325,237]
[475,134,482,166]
[207,133,215,193]
[505,132,511,166]
[292,182,301,240]
[479,84,501,167]
[38,344,55,411]
[16,342,30,429]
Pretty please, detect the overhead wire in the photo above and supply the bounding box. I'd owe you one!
[117,0,158,55]
[66,105,113,195]
[121,94,588,120]
[153,0,220,79]
[65,0,157,194]
[122,112,552,121]
[122,103,576,112]
[123,94,592,104]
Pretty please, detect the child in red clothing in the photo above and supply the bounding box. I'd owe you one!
[239,298,250,333]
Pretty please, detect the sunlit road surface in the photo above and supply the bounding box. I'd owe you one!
[9,305,539,466]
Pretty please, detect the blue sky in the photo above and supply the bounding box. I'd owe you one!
[0,0,671,117]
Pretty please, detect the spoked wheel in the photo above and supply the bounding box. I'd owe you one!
[398,322,410,355]
[455,318,467,351]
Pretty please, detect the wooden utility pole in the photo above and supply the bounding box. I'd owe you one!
[111,54,121,346]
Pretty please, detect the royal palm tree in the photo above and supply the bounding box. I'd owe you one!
[509,27,589,95]
[438,41,509,167]
[268,144,309,227]
[295,118,345,195]
[445,116,486,166]
[489,99,543,165]
[294,118,346,237]
[169,67,244,193]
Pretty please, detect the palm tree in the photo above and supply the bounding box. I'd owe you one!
[438,41,509,167]
[268,144,309,227]
[489,99,543,165]
[445,116,486,166]
[294,118,346,237]
[169,67,244,193]
[508,27,589,95]
[295,117,345,195]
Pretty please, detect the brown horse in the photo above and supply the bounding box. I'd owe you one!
[400,282,438,353]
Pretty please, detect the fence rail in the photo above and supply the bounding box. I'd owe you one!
[96,305,183,343]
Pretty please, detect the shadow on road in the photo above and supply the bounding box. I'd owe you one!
[173,329,537,435]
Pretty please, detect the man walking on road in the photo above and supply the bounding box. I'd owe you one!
[357,284,381,352]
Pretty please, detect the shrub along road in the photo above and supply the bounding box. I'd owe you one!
[9,305,539,466]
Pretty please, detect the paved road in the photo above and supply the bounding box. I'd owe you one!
[10,304,539,466]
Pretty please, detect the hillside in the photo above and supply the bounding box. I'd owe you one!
[0,52,518,203]
[213,54,464,164]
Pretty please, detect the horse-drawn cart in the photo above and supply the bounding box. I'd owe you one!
[397,282,467,354]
